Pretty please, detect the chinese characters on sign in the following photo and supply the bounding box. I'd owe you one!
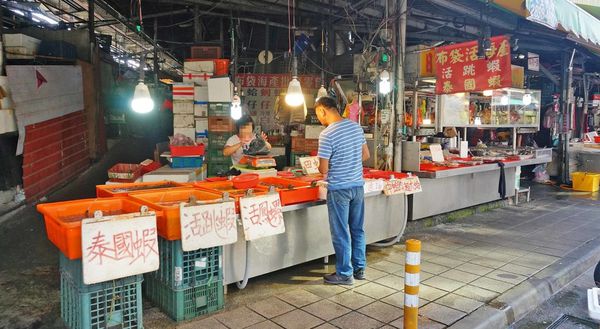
[180,201,238,251]
[240,193,285,241]
[383,176,423,196]
[81,214,160,284]
[299,156,321,175]
[435,35,512,94]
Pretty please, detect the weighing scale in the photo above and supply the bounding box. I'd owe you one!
[239,155,277,168]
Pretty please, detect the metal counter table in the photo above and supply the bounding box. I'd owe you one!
[223,192,407,285]
[410,158,551,221]
[570,146,600,173]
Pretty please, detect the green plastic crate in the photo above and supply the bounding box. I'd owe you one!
[207,132,234,149]
[208,103,231,116]
[206,149,229,163]
[207,162,231,177]
[290,152,310,167]
[146,238,222,289]
[143,275,224,322]
[59,254,143,329]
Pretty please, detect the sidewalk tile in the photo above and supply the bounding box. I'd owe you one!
[457,263,494,276]
[312,324,337,329]
[302,299,351,321]
[420,284,448,301]
[436,293,484,313]
[246,320,284,329]
[278,290,322,308]
[303,283,347,299]
[486,269,527,285]
[453,285,499,302]
[329,311,383,329]
[353,282,397,299]
[248,297,296,319]
[468,257,506,269]
[178,316,228,329]
[470,277,514,293]
[364,267,389,280]
[380,291,430,308]
[428,256,465,269]
[272,309,323,329]
[421,262,450,275]
[439,269,480,284]
[390,316,446,329]
[499,263,539,276]
[328,290,375,309]
[215,306,266,329]
[420,303,467,325]
[422,276,465,292]
[371,260,404,273]
[358,301,402,323]
[375,274,404,291]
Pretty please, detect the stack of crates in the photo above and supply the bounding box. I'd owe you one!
[206,102,234,177]
[143,238,224,321]
[172,83,196,141]
[59,254,144,329]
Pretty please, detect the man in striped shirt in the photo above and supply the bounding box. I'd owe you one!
[315,97,370,285]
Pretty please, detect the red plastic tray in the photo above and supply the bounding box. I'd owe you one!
[363,169,408,180]
[170,143,206,156]
[258,177,319,205]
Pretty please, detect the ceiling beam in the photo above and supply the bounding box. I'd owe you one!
[425,0,517,31]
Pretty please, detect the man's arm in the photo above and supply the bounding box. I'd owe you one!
[362,144,370,161]
[318,158,329,174]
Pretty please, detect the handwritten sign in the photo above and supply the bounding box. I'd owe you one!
[429,144,444,163]
[384,176,423,196]
[180,201,238,251]
[81,213,159,284]
[240,193,285,241]
[299,156,321,175]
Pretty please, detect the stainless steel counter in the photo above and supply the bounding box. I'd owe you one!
[414,158,552,179]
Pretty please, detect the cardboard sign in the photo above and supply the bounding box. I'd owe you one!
[299,156,321,175]
[81,212,159,284]
[384,176,423,196]
[180,201,238,251]
[240,193,285,241]
[429,144,445,163]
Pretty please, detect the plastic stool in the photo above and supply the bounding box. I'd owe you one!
[514,187,531,205]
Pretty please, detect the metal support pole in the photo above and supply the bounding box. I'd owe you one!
[153,18,159,84]
[404,239,421,329]
[583,73,591,137]
[88,0,95,62]
[393,0,407,171]
[193,5,202,43]
[264,19,270,74]
[560,50,575,184]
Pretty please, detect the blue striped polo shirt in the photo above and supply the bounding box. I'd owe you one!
[317,119,366,190]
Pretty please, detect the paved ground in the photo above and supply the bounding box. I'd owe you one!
[512,266,597,329]
[2,156,600,329]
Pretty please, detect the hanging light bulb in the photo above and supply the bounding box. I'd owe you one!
[500,95,509,106]
[483,90,493,97]
[231,93,242,120]
[285,77,304,106]
[316,85,328,100]
[131,82,154,113]
[474,116,482,125]
[379,70,391,95]
[523,93,532,106]
[423,118,432,125]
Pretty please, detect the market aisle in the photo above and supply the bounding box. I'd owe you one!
[140,184,600,329]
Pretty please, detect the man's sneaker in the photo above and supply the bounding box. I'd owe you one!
[353,268,366,280]
[323,272,354,285]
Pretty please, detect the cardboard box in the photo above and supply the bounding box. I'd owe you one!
[173,127,196,140]
[173,114,195,128]
[208,77,233,102]
[194,102,208,117]
[304,139,319,153]
[305,125,325,139]
[173,101,194,114]
[511,65,524,89]
[291,136,305,152]
[172,83,195,100]
[194,86,209,101]
[184,59,214,73]
[195,118,209,132]
[3,34,41,59]
[182,73,213,86]
[208,116,235,133]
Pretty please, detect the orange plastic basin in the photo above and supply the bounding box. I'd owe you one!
[129,188,223,240]
[96,181,186,197]
[36,197,157,260]
[194,180,269,213]
[258,177,319,205]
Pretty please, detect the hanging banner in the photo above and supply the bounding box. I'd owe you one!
[435,36,512,94]
[240,193,285,241]
[180,201,238,251]
[81,212,159,284]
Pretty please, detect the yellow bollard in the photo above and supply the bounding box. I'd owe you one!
[404,239,421,329]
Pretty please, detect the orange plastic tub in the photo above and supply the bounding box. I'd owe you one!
[129,188,223,240]
[96,181,186,198]
[36,198,157,260]
[194,180,269,213]
[257,177,319,205]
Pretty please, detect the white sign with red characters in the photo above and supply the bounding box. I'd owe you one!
[81,213,159,284]
[240,193,285,241]
[299,156,321,175]
[180,201,238,251]
[384,176,423,196]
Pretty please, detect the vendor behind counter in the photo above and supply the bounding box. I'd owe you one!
[223,115,272,165]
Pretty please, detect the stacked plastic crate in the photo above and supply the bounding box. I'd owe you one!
[206,77,235,177]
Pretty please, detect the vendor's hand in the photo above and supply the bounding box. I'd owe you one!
[261,132,268,142]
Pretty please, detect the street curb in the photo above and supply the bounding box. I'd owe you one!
[448,237,600,329]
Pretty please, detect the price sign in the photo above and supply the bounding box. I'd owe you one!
[82,212,159,284]
[240,193,285,241]
[384,179,404,196]
[384,176,423,196]
[180,201,238,252]
[299,156,321,175]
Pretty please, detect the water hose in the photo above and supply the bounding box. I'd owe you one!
[369,194,408,247]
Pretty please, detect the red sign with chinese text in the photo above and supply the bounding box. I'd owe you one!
[435,36,512,94]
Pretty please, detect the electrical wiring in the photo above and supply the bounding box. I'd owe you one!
[157,0,226,28]
[304,55,341,76]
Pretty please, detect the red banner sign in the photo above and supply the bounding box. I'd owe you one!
[435,35,512,94]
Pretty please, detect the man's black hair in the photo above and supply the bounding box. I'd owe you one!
[315,96,338,111]
[235,114,254,133]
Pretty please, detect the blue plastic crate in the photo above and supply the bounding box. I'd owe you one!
[146,238,222,289]
[170,156,204,168]
[59,254,143,329]
[143,275,224,322]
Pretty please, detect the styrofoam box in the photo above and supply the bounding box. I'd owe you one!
[194,86,209,102]
[174,127,196,140]
[143,164,206,183]
[194,103,208,117]
[208,77,233,102]
[195,118,208,132]
[182,73,212,86]
[184,60,214,73]
[172,101,194,114]
[3,34,41,59]
[0,109,17,134]
[174,114,195,128]
[305,125,325,139]
[172,83,195,101]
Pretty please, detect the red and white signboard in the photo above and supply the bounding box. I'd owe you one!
[299,156,321,175]
[384,176,423,196]
[81,212,159,284]
[240,193,285,241]
[435,35,512,94]
[180,201,238,251]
